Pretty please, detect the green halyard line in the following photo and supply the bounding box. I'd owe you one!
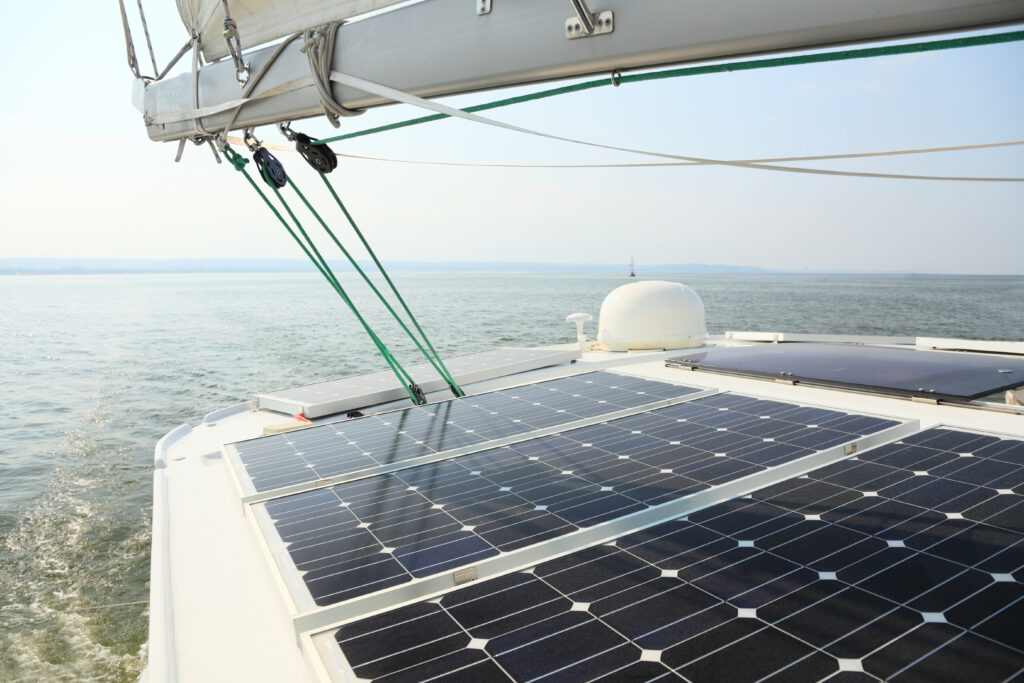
[223,145,420,404]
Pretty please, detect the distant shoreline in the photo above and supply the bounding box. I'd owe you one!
[0,259,1016,276]
[0,258,768,275]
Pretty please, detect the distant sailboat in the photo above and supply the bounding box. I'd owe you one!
[629,255,636,278]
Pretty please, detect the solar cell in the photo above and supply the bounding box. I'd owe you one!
[325,427,1024,682]
[263,393,901,609]
[233,371,703,497]
[667,343,1024,402]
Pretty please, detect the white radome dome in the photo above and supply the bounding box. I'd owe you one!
[597,281,707,351]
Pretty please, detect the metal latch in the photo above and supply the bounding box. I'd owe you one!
[477,0,491,15]
[566,0,613,39]
[453,567,478,585]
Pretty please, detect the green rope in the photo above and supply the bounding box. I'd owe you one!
[265,177,417,388]
[313,30,1024,146]
[285,174,464,396]
[317,173,465,397]
[222,145,422,405]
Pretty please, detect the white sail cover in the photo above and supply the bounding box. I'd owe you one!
[176,0,414,61]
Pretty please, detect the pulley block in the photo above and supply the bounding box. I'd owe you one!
[253,148,287,188]
[295,133,338,174]
[409,383,427,405]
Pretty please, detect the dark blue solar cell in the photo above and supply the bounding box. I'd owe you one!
[235,370,703,492]
[265,389,907,618]
[475,509,575,552]
[393,530,497,577]
[327,427,1024,682]
[668,343,1024,401]
[306,554,409,606]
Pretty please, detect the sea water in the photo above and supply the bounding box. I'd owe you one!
[0,271,1021,681]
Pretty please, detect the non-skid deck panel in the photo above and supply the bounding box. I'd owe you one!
[255,347,581,418]
[327,426,1024,682]
[667,343,1024,402]
[264,393,900,609]
[235,371,699,494]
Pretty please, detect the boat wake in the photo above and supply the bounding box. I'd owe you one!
[0,416,150,682]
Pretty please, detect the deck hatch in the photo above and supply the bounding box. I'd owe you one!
[321,426,1024,682]
[258,393,904,612]
[667,343,1024,402]
[233,371,701,495]
[255,346,582,418]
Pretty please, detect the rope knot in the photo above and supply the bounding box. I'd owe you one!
[222,145,248,171]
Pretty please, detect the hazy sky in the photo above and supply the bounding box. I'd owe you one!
[0,3,1021,273]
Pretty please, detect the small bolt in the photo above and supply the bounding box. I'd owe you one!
[575,23,581,31]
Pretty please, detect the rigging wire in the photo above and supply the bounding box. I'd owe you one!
[117,0,142,78]
[230,137,1024,171]
[323,69,1024,182]
[136,0,159,77]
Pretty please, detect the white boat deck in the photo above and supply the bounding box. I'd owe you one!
[146,338,1024,683]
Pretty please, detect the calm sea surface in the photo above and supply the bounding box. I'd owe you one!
[1,271,1021,681]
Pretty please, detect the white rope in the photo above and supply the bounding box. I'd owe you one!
[242,139,1024,170]
[328,71,1024,182]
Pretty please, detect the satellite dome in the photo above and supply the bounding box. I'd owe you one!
[597,281,707,351]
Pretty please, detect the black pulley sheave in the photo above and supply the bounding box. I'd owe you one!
[253,148,287,188]
[409,383,427,405]
[295,133,338,174]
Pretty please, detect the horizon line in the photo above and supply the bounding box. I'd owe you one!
[0,257,1019,277]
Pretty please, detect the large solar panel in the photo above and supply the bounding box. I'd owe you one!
[259,393,902,611]
[231,371,702,498]
[667,343,1024,402]
[322,426,1024,682]
[256,347,581,418]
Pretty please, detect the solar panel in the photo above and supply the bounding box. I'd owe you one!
[230,371,704,499]
[322,426,1024,682]
[258,393,904,611]
[256,347,582,418]
[667,343,1024,402]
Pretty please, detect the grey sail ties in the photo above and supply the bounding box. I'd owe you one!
[301,23,364,127]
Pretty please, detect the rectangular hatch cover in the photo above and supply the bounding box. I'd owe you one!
[256,347,581,418]
[667,343,1024,403]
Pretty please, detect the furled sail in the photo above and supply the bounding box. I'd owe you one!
[176,0,415,62]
